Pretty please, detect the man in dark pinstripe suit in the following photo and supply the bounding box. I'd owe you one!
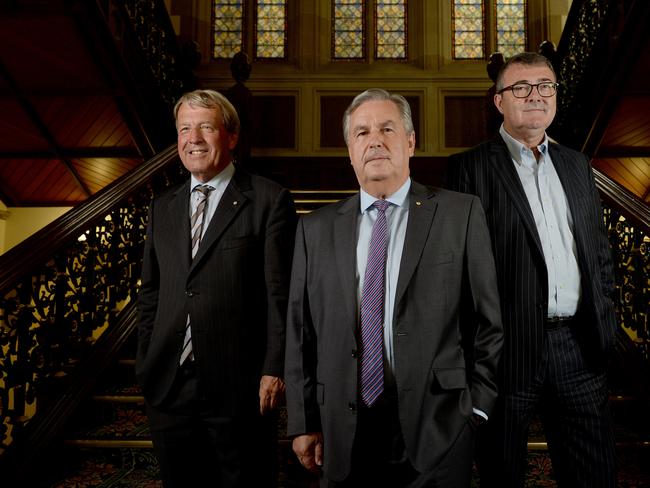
[447,53,617,487]
[137,90,296,487]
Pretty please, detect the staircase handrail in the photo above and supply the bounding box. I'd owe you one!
[0,144,179,295]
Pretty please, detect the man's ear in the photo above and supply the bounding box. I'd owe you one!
[494,94,504,115]
[228,132,239,150]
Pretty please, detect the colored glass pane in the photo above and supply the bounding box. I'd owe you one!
[375,0,407,59]
[256,0,287,58]
[495,0,526,58]
[453,0,484,59]
[213,1,244,59]
[333,0,364,59]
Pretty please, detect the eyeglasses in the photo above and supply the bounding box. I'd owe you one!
[497,82,559,98]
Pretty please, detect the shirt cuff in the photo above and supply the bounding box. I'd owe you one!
[473,407,488,421]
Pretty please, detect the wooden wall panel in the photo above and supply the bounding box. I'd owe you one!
[444,96,488,148]
[320,95,421,149]
[251,95,296,149]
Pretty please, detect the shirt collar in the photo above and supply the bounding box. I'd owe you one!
[190,162,235,194]
[359,178,411,214]
[499,124,549,166]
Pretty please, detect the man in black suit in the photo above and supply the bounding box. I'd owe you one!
[447,52,617,487]
[136,89,296,487]
[285,88,503,487]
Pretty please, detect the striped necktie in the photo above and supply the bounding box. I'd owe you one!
[359,199,390,407]
[180,184,214,365]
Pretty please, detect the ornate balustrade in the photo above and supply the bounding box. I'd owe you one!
[603,208,649,361]
[0,146,184,455]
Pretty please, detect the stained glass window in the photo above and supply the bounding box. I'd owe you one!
[255,0,287,58]
[495,0,527,58]
[452,0,485,60]
[213,0,244,59]
[375,0,407,59]
[333,0,365,59]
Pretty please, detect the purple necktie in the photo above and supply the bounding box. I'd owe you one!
[180,184,213,365]
[359,199,390,407]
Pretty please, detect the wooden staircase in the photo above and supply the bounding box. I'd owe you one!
[34,190,649,487]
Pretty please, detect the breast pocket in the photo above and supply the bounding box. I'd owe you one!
[219,235,256,251]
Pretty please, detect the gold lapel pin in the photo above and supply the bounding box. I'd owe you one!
[416,201,422,206]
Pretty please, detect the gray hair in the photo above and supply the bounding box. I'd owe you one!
[342,89,414,145]
[173,89,240,135]
[496,52,556,92]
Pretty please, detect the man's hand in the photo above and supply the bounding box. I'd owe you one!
[259,375,285,414]
[292,432,324,472]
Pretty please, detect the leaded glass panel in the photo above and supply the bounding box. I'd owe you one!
[375,0,407,59]
[453,0,485,59]
[333,0,365,59]
[495,0,526,58]
[213,1,244,59]
[256,0,287,58]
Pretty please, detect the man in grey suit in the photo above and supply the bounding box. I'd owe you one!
[285,88,503,487]
[137,89,296,487]
[447,52,617,487]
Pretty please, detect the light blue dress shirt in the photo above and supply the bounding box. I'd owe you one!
[500,125,581,317]
[356,178,411,387]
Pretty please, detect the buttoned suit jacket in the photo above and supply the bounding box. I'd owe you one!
[136,167,296,415]
[446,136,617,392]
[284,180,503,481]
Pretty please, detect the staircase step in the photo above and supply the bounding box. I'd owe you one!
[291,189,356,214]
[64,439,153,448]
[91,394,145,403]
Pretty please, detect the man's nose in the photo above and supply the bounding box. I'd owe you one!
[369,130,384,148]
[188,126,204,143]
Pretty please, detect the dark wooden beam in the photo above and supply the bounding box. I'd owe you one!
[596,145,650,158]
[0,147,141,159]
[0,59,92,198]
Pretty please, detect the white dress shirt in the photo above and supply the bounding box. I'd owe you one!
[188,162,235,238]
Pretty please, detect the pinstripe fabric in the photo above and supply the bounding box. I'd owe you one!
[359,199,390,407]
[136,168,297,413]
[447,136,617,487]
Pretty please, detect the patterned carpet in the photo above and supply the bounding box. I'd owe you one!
[40,387,650,487]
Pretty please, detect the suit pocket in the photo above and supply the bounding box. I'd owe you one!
[431,367,466,391]
[219,235,256,251]
[433,252,453,265]
[317,383,325,405]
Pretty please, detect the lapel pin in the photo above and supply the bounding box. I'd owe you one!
[416,201,422,206]
[233,201,238,206]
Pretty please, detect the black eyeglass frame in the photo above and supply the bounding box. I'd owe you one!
[496,81,560,98]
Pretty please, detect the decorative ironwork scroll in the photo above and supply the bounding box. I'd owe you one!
[0,157,186,454]
[604,204,650,361]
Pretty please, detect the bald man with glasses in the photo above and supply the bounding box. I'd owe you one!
[447,52,617,488]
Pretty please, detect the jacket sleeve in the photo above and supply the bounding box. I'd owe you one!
[464,196,503,415]
[285,218,322,436]
[261,187,297,377]
[136,202,160,367]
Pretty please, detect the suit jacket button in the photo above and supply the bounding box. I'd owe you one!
[351,349,357,358]
[348,402,356,411]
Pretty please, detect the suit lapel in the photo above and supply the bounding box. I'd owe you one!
[549,144,585,222]
[394,181,437,309]
[168,181,192,273]
[334,194,361,336]
[189,169,248,273]
[490,138,545,260]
